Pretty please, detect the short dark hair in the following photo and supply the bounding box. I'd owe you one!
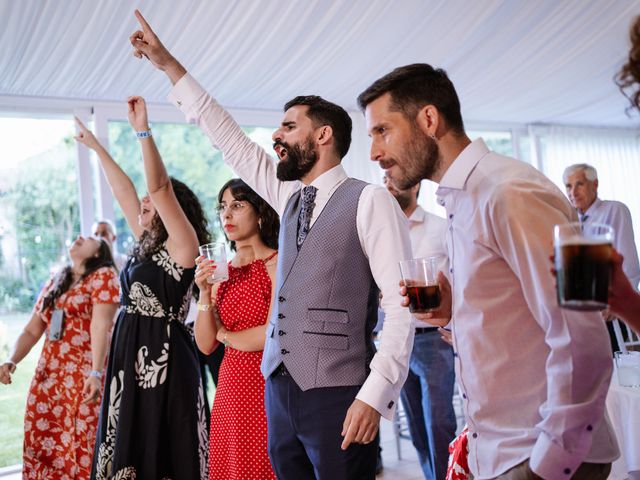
[357,63,465,134]
[217,179,279,251]
[283,95,352,159]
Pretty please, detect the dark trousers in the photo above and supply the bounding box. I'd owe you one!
[265,370,377,480]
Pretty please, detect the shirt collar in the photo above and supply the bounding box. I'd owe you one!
[308,164,348,197]
[437,138,490,191]
[407,205,426,224]
[583,197,602,216]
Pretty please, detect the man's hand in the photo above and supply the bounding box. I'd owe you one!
[73,117,101,151]
[130,10,186,84]
[608,249,638,318]
[438,327,453,346]
[399,271,452,327]
[340,399,380,450]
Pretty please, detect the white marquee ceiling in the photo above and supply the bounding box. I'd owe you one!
[1,0,639,128]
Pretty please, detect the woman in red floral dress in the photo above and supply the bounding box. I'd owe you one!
[0,236,120,479]
[194,179,279,480]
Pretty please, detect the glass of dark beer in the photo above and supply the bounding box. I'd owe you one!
[399,256,444,313]
[554,222,614,311]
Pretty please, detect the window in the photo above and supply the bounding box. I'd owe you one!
[468,130,513,157]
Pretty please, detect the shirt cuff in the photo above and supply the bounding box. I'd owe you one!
[355,369,400,421]
[529,430,591,479]
[167,72,205,116]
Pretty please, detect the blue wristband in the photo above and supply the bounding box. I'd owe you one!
[136,130,152,139]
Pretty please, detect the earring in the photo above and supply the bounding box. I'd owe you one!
[258,219,263,230]
[429,133,436,141]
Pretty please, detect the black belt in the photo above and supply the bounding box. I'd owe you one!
[273,363,290,376]
[415,327,439,334]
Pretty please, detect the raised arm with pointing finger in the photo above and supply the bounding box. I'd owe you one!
[130,11,414,479]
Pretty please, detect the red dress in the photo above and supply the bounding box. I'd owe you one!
[209,253,277,480]
[23,267,120,480]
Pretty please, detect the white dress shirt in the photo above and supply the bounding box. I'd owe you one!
[407,206,448,329]
[436,139,618,479]
[168,73,413,420]
[583,198,640,289]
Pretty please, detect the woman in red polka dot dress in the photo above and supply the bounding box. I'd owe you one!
[194,179,280,480]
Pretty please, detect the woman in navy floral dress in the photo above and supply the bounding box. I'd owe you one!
[75,96,210,479]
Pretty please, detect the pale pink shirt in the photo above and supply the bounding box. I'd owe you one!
[436,139,618,479]
[168,73,413,420]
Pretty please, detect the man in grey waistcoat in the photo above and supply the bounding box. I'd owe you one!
[130,12,414,479]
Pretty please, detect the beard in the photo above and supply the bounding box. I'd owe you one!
[275,135,319,181]
[389,124,441,190]
[391,190,413,210]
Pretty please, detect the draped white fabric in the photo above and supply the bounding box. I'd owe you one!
[536,124,640,254]
[1,0,639,128]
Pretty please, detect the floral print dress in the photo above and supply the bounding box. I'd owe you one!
[23,266,120,480]
[91,246,208,480]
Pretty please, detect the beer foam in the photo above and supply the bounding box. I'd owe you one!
[558,235,611,247]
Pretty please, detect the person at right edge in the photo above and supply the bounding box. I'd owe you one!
[129,10,413,480]
[604,15,640,334]
[358,64,619,479]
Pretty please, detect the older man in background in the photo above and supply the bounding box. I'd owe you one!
[563,163,640,289]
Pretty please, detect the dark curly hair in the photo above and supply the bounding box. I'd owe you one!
[42,238,115,312]
[617,15,640,113]
[133,177,211,261]
[217,179,279,251]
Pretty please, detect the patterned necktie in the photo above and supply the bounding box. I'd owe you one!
[579,213,589,223]
[297,185,317,249]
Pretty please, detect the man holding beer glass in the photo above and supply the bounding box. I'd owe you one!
[359,64,618,479]
[384,174,456,480]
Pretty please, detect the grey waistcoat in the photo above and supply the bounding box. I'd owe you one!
[260,178,380,390]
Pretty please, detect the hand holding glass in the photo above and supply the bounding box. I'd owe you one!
[554,223,614,311]
[198,243,229,284]
[399,257,443,313]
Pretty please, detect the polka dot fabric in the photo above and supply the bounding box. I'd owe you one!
[210,254,277,480]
